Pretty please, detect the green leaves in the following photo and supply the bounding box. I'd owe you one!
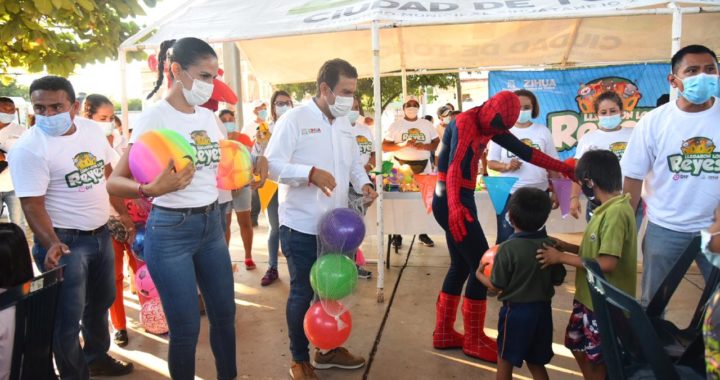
[0,0,156,80]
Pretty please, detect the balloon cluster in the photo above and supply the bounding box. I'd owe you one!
[304,208,366,350]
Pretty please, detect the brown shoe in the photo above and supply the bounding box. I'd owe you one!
[312,347,365,370]
[289,361,319,380]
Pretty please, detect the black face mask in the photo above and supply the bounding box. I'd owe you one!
[581,180,600,206]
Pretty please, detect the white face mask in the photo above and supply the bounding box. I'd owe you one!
[328,89,354,118]
[348,110,360,124]
[0,112,15,124]
[98,121,114,136]
[276,105,291,118]
[404,107,419,119]
[701,229,720,267]
[443,116,452,124]
[180,71,214,107]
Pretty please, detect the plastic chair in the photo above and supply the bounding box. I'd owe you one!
[645,237,720,358]
[583,260,704,380]
[0,266,64,380]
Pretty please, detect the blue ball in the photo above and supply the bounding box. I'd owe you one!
[132,224,146,262]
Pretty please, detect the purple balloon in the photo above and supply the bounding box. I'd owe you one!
[318,208,366,253]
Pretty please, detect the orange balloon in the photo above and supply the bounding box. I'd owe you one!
[481,245,499,278]
[303,301,352,350]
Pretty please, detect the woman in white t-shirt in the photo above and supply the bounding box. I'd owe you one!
[487,89,559,244]
[107,37,246,380]
[570,91,635,222]
[82,94,139,348]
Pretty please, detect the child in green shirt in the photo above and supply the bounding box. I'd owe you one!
[536,149,637,380]
[476,187,566,380]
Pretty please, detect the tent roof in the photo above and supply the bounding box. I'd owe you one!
[123,0,720,83]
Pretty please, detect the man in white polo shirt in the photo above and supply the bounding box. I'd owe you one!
[266,59,377,380]
[621,44,720,307]
[8,76,133,379]
[0,97,26,227]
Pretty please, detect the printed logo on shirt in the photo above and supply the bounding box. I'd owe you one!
[508,138,539,158]
[667,137,720,177]
[301,128,322,135]
[190,131,220,168]
[401,128,426,142]
[608,142,627,159]
[65,152,105,188]
[355,135,373,154]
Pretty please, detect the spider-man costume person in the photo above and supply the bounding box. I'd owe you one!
[431,91,575,362]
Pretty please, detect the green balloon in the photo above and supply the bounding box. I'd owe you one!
[310,254,358,300]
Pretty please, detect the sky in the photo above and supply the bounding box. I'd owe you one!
[16,0,181,101]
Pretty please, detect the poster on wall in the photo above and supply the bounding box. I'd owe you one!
[488,63,671,160]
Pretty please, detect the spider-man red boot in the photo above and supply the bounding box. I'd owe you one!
[432,292,464,349]
[462,297,498,362]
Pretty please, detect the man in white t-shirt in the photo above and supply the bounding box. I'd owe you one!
[266,59,377,379]
[0,97,26,227]
[8,76,133,378]
[620,44,720,307]
[383,98,440,248]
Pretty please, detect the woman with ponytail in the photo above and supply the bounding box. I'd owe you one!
[107,37,244,380]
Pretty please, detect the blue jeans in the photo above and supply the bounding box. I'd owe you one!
[33,227,115,380]
[279,226,318,362]
[641,221,713,306]
[0,190,25,227]
[144,205,236,380]
[267,192,279,269]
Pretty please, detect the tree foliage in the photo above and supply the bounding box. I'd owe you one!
[0,79,30,99]
[0,0,156,83]
[276,73,458,114]
[113,98,142,111]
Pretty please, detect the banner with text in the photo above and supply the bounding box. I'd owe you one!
[489,63,670,160]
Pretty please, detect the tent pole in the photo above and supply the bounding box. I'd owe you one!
[372,20,385,303]
[455,73,463,111]
[119,48,129,137]
[670,4,683,101]
[223,43,245,130]
[401,67,408,100]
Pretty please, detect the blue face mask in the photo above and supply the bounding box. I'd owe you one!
[680,73,719,105]
[598,114,622,130]
[35,112,73,136]
[258,109,268,121]
[516,109,532,124]
[223,121,237,133]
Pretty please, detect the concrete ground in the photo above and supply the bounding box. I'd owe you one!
[104,216,705,380]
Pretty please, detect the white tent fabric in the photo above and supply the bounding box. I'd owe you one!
[121,0,720,300]
[125,0,720,83]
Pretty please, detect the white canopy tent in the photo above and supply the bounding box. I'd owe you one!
[120,0,720,301]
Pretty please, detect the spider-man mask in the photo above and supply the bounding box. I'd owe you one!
[477,91,520,135]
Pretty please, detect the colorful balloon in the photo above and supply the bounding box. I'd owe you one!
[216,139,253,190]
[132,225,146,262]
[310,254,358,300]
[481,245,499,278]
[135,265,159,299]
[303,301,352,350]
[129,129,197,184]
[318,208,366,253]
[140,298,168,335]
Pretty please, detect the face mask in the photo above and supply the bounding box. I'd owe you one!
[404,107,419,119]
[598,114,622,130]
[328,90,354,117]
[35,112,73,136]
[517,109,532,124]
[443,116,452,124]
[348,110,360,124]
[223,121,237,133]
[581,179,600,205]
[180,71,214,107]
[258,109,268,121]
[97,121,114,136]
[276,105,290,118]
[679,73,719,105]
[701,229,720,267]
[0,112,14,124]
